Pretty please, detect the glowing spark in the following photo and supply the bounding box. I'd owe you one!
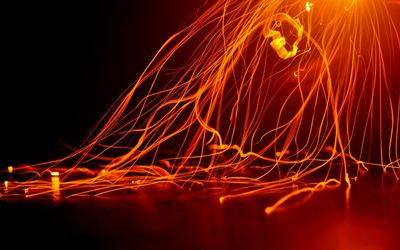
[51,174,60,201]
[265,15,303,59]
[265,207,274,215]
[4,181,8,190]
[275,150,290,157]
[132,180,142,185]
[50,171,59,177]
[7,166,13,174]
[305,2,313,12]
[264,180,340,215]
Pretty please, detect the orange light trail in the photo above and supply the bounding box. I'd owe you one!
[0,0,399,215]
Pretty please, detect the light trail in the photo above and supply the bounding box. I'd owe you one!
[1,0,399,214]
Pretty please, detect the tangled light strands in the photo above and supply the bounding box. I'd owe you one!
[1,0,399,215]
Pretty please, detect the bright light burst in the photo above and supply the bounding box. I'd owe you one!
[1,0,399,214]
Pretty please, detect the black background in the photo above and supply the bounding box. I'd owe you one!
[1,1,202,166]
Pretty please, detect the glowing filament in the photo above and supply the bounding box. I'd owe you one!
[305,1,313,12]
[265,15,303,59]
[276,150,290,157]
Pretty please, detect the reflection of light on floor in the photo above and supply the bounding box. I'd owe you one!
[51,172,60,202]
[316,218,395,250]
[0,171,398,250]
[346,185,351,210]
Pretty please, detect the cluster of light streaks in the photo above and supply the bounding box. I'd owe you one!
[1,0,399,214]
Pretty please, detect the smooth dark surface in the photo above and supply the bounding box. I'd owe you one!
[1,173,399,250]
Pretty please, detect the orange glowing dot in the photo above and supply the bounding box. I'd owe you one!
[24,188,29,194]
[265,207,274,215]
[7,166,13,174]
[51,172,59,177]
[101,169,107,175]
[276,150,290,157]
[4,181,8,189]
[345,173,351,187]
[219,196,225,204]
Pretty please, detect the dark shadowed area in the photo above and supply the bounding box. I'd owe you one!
[0,0,203,165]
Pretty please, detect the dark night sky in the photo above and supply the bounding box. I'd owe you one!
[1,1,202,166]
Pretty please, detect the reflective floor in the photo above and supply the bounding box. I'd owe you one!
[1,172,399,250]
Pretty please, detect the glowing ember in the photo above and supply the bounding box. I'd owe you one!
[51,173,60,201]
[305,1,314,12]
[51,171,59,177]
